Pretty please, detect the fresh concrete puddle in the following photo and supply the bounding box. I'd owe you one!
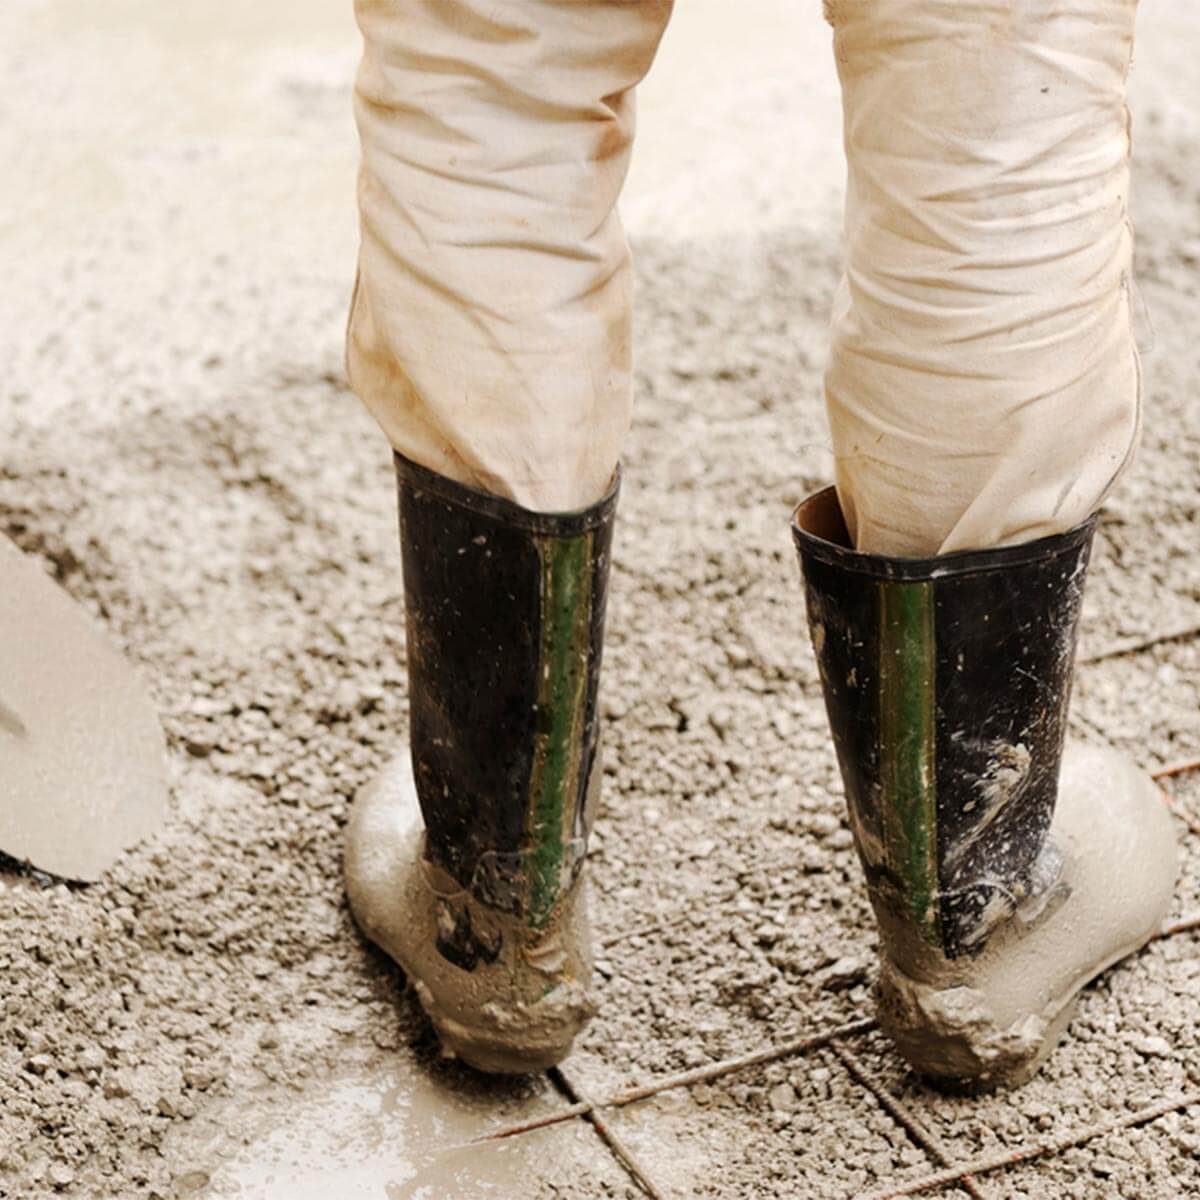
[165,1052,615,1198]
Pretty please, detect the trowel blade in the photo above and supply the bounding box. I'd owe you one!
[0,535,167,881]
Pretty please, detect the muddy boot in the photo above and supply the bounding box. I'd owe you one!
[792,487,1178,1088]
[345,454,617,1074]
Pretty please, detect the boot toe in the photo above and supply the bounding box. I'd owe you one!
[879,742,1179,1088]
[344,752,596,1075]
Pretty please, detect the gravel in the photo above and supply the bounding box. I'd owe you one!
[2,2,1199,1197]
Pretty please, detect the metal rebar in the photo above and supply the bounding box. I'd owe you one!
[551,1064,672,1200]
[1078,621,1200,666]
[478,1016,878,1144]
[854,1088,1200,1200]
[1152,755,1200,781]
[829,1040,995,1200]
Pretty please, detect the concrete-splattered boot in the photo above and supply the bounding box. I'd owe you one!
[792,487,1178,1088]
[345,454,616,1074]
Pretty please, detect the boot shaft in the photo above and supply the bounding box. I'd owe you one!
[792,488,1095,961]
[396,454,616,927]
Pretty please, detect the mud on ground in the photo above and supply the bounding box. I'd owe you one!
[2,2,1200,1198]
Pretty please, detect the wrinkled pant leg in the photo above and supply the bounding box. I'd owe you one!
[349,0,673,513]
[823,1,1140,556]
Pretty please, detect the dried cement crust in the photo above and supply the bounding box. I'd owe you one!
[344,749,596,1074]
[876,742,1179,1088]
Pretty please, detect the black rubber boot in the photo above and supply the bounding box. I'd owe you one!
[345,454,616,1073]
[792,486,1177,1087]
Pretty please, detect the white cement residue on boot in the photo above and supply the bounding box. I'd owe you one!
[877,742,1179,1088]
[944,740,1031,874]
[344,749,596,1075]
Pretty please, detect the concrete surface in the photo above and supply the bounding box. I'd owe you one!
[2,1,1199,1198]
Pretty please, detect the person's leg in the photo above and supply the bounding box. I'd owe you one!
[343,0,673,1073]
[794,0,1177,1088]
[824,0,1140,557]
[349,0,671,513]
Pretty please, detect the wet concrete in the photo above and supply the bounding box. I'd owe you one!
[163,1051,616,1199]
[5,0,1200,1196]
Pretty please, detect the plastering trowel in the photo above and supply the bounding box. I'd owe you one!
[1,534,167,881]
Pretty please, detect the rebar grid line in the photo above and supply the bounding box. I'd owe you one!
[1151,755,1200,781]
[1158,910,1200,938]
[828,1040,995,1200]
[608,1016,877,1106]
[551,1064,671,1200]
[497,912,1200,1185]
[1068,708,1118,752]
[853,1088,1200,1200]
[600,912,689,950]
[490,737,1200,1189]
[1078,620,1200,666]
[484,1098,594,1141]
[479,907,1200,1149]
[1152,775,1200,839]
[478,1017,878,1144]
[1172,807,1200,840]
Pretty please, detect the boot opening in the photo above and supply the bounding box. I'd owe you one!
[793,485,851,547]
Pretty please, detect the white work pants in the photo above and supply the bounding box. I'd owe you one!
[349,0,1140,556]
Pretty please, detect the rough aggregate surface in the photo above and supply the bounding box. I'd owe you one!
[3,2,1200,1197]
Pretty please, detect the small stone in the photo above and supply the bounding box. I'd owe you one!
[48,1163,75,1188]
[755,922,786,946]
[185,735,215,758]
[26,1054,54,1075]
[1130,1035,1171,1058]
[175,1171,211,1196]
[821,957,868,991]
[1091,1155,1124,1178]
[768,1082,798,1113]
[183,1066,216,1090]
[372,1027,399,1051]
[1022,1099,1055,1130]
[807,813,839,839]
[725,643,752,669]
[78,1047,106,1072]
[708,706,733,735]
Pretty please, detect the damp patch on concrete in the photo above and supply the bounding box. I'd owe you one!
[163,1051,621,1199]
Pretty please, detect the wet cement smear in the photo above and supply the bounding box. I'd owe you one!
[164,1056,609,1198]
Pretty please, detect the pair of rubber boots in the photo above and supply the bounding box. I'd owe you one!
[345,458,1178,1086]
